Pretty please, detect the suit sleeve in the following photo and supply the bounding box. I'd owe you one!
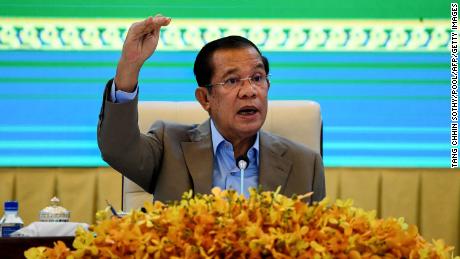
[97,79,164,193]
[311,152,326,202]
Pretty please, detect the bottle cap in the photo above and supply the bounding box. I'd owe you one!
[4,201,18,211]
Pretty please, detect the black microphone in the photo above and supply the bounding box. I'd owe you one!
[235,155,249,195]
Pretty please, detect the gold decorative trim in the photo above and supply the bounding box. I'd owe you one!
[0,18,450,51]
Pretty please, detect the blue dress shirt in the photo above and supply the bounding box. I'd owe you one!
[111,82,260,198]
[110,81,138,103]
[210,120,259,198]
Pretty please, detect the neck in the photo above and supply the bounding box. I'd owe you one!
[229,134,256,159]
[211,120,258,159]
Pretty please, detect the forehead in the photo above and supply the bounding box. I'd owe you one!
[210,47,264,77]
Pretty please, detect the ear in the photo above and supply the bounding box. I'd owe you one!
[195,87,211,112]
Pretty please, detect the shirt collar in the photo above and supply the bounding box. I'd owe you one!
[210,119,260,155]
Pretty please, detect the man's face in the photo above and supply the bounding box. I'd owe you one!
[203,47,269,141]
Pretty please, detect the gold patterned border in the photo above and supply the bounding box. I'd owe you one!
[0,18,450,51]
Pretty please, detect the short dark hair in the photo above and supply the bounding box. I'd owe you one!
[193,35,269,88]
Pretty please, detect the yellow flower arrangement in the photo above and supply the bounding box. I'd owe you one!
[25,188,458,259]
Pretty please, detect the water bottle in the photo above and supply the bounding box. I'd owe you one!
[0,201,24,237]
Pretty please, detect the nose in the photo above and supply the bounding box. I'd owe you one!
[238,78,256,98]
[244,77,256,86]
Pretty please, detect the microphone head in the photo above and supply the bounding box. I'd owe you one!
[235,155,249,170]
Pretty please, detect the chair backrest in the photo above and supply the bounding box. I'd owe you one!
[122,100,322,211]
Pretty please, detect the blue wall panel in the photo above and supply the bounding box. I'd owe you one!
[0,51,449,167]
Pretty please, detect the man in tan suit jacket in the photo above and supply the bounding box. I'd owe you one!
[97,15,325,203]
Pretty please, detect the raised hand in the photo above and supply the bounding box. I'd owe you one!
[115,15,171,92]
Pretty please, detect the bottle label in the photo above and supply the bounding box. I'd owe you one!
[1,224,21,237]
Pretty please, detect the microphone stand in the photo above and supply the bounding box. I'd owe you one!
[235,155,249,196]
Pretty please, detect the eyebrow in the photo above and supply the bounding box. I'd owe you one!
[220,68,239,79]
[220,63,265,79]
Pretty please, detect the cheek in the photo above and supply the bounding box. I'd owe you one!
[209,91,244,122]
[213,93,234,111]
[259,94,269,118]
[259,90,268,105]
[208,95,226,118]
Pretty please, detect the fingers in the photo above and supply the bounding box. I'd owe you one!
[128,15,171,39]
[143,15,171,32]
[128,18,150,36]
[153,14,172,27]
[143,15,170,36]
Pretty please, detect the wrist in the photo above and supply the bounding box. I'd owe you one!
[114,60,141,92]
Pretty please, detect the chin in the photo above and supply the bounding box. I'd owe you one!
[235,122,263,137]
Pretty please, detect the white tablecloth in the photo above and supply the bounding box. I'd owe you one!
[11,222,89,237]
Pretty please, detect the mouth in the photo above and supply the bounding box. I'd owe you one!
[237,106,259,116]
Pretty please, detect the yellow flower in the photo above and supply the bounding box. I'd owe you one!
[24,247,46,259]
[25,188,458,258]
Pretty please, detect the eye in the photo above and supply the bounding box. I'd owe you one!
[224,77,239,87]
[252,75,263,82]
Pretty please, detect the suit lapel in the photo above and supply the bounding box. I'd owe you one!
[181,123,292,195]
[259,131,292,194]
[181,120,214,195]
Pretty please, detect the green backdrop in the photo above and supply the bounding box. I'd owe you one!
[0,0,451,19]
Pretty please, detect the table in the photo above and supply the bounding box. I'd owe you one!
[0,236,74,259]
